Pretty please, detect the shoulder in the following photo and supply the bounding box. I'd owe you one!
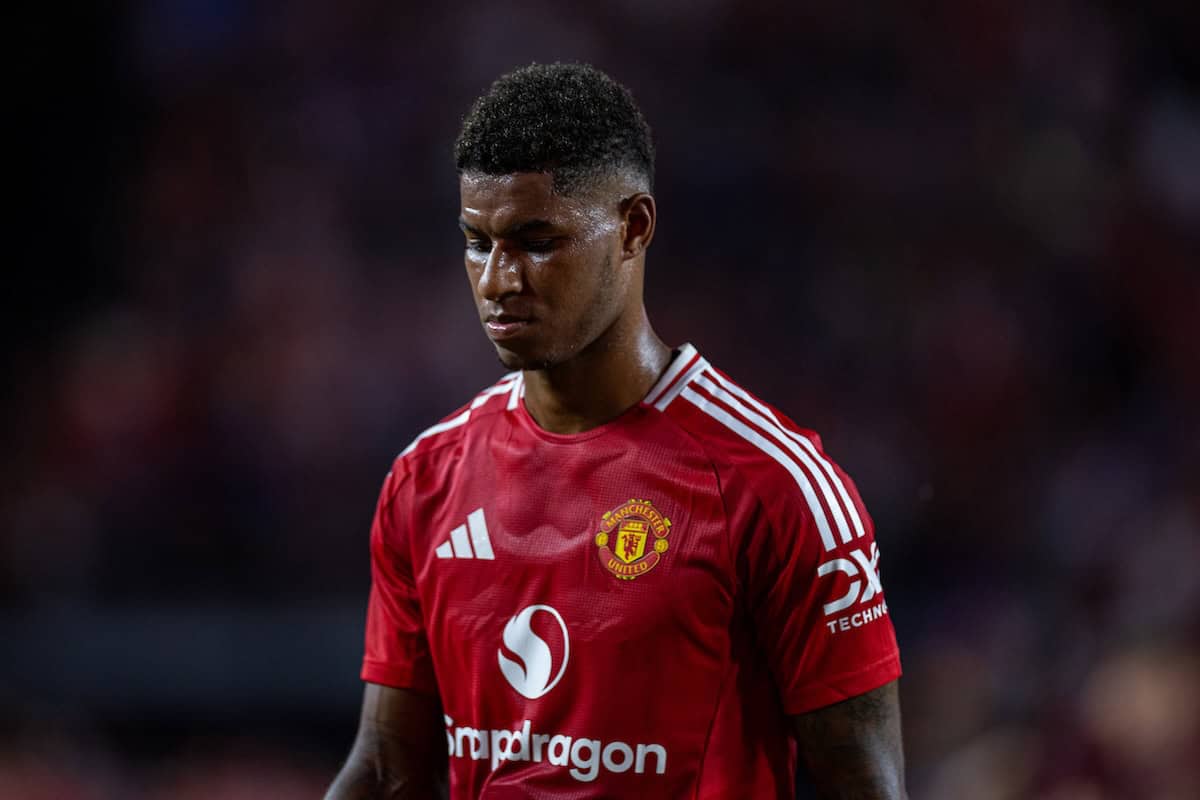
[388,371,523,481]
[650,345,829,476]
[652,347,868,551]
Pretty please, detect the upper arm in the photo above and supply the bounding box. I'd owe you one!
[362,465,439,694]
[727,435,901,714]
[791,680,907,799]
[721,424,905,793]
[325,683,448,800]
[328,465,446,799]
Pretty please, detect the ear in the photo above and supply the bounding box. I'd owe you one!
[619,193,656,260]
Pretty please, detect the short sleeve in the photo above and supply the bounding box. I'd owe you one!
[733,448,901,716]
[360,465,439,694]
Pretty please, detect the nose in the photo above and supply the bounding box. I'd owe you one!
[477,243,523,301]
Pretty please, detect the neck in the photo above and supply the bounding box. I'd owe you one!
[522,307,671,434]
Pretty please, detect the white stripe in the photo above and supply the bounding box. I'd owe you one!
[435,541,453,559]
[467,508,494,560]
[399,375,516,457]
[643,343,698,405]
[399,408,471,457]
[681,386,838,551]
[471,379,519,409]
[694,373,852,546]
[705,370,866,541]
[507,373,524,410]
[654,357,710,411]
[449,524,473,558]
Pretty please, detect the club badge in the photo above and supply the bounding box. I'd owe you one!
[595,498,672,580]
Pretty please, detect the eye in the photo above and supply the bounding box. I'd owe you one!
[523,239,557,253]
[466,238,492,253]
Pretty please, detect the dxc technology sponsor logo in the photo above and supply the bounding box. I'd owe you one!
[498,604,569,699]
[816,543,890,634]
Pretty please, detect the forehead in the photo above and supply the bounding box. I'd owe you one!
[459,172,595,230]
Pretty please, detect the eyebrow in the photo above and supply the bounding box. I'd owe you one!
[458,217,556,238]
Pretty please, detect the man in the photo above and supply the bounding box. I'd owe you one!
[326,63,906,799]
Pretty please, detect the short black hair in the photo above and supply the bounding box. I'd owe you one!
[455,63,654,194]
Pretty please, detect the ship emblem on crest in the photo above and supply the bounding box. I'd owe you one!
[595,498,672,580]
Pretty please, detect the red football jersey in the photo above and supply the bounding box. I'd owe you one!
[362,344,901,798]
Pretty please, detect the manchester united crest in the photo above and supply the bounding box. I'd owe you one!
[595,498,672,580]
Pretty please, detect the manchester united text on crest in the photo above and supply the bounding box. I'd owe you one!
[595,499,672,580]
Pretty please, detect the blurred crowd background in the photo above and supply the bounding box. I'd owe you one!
[5,1,1198,798]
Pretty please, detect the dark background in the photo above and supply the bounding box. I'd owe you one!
[4,2,1198,798]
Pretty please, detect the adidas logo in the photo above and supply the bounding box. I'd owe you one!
[435,508,495,560]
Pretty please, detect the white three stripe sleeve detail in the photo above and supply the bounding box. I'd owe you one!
[643,343,698,405]
[467,508,494,560]
[471,378,518,409]
[399,408,471,457]
[400,375,516,457]
[448,524,473,558]
[434,541,453,559]
[704,369,867,541]
[654,357,710,411]
[692,373,854,546]
[507,373,524,410]
[681,385,839,552]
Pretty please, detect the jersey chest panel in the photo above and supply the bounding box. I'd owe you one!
[409,421,737,776]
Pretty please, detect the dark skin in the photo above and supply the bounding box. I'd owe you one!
[458,170,670,433]
[325,171,907,799]
[793,680,907,799]
[324,684,447,799]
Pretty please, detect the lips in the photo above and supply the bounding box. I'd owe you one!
[484,313,534,341]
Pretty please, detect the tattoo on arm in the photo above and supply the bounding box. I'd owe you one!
[791,680,907,800]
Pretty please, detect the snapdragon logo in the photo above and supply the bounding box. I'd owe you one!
[498,604,569,699]
[444,715,668,783]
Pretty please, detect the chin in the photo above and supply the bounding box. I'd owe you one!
[492,340,556,371]
[494,344,553,372]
